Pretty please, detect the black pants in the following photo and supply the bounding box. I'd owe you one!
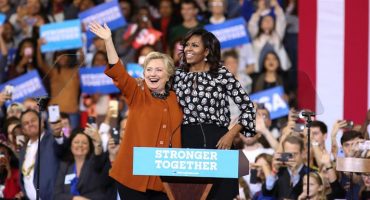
[116,182,168,200]
[181,124,239,200]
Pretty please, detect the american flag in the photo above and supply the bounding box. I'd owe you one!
[298,0,369,129]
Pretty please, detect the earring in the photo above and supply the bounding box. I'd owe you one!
[204,57,208,62]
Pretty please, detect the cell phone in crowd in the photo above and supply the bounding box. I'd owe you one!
[250,169,261,184]
[343,120,354,129]
[293,123,305,132]
[358,140,370,151]
[87,116,96,124]
[48,105,61,123]
[277,152,293,162]
[109,100,119,118]
[16,135,26,147]
[4,85,14,99]
[87,116,97,128]
[111,127,120,145]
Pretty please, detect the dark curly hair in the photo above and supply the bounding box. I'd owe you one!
[179,28,222,76]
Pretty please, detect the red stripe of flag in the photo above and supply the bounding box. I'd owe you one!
[298,0,317,112]
[343,0,369,124]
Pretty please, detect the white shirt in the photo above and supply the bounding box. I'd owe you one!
[23,134,45,200]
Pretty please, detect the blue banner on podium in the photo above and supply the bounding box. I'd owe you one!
[133,147,239,178]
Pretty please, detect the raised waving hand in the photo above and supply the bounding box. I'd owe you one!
[88,22,119,64]
[89,22,112,40]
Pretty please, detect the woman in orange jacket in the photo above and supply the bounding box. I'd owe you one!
[89,22,182,200]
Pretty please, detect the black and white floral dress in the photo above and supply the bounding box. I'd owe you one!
[173,66,255,200]
[173,66,256,138]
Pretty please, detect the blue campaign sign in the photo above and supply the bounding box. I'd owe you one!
[133,147,239,178]
[79,66,120,95]
[250,86,289,119]
[79,0,126,39]
[40,19,83,52]
[0,70,47,104]
[0,13,5,25]
[126,63,144,78]
[204,17,250,49]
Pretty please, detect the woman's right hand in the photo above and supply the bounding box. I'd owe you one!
[88,22,112,41]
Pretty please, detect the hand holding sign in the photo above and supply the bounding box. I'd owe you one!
[0,92,8,107]
[89,22,111,41]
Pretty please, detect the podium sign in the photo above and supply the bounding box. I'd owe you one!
[133,147,239,178]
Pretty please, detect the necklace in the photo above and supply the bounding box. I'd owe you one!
[151,91,169,100]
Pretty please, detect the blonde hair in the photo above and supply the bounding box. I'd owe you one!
[143,52,175,77]
[304,172,326,200]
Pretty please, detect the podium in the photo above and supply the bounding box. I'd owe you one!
[336,157,370,200]
[133,148,249,200]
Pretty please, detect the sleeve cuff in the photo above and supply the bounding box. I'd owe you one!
[266,174,277,190]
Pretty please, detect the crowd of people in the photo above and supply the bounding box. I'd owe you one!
[0,0,369,200]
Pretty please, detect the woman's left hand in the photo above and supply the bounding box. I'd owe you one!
[89,22,112,41]
[216,132,236,149]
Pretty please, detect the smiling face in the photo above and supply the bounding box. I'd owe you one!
[21,111,42,141]
[184,35,209,66]
[71,134,90,159]
[144,59,169,94]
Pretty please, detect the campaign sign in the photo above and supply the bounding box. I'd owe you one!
[132,28,162,49]
[79,0,126,39]
[0,13,5,25]
[79,67,120,94]
[40,19,83,52]
[0,70,47,103]
[204,17,250,49]
[126,63,144,78]
[250,86,289,119]
[133,147,239,178]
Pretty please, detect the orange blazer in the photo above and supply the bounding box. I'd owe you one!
[105,61,182,192]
